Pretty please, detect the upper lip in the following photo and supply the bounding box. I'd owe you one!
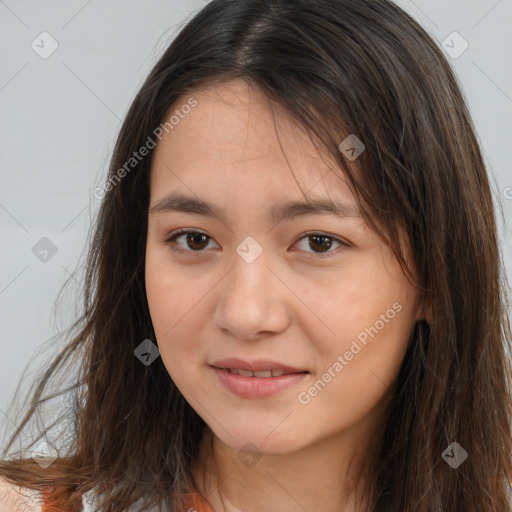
[211,358,307,374]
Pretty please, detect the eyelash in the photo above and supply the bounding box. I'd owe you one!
[163,229,350,259]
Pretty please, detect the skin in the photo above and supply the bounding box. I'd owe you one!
[0,477,40,511]
[145,79,426,512]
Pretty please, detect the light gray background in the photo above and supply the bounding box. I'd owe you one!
[1,0,511,435]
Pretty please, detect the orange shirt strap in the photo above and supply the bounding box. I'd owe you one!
[180,489,215,511]
[41,486,215,512]
[41,487,63,512]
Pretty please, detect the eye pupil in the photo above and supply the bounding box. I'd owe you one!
[309,235,332,253]
[187,233,208,250]
[169,231,342,256]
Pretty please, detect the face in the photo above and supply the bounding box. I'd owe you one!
[145,79,423,455]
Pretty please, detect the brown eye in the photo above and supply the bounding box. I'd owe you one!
[293,232,349,258]
[164,230,217,253]
[164,229,349,259]
[308,235,333,253]
[184,232,209,250]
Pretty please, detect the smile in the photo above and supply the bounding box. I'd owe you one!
[210,364,309,399]
[222,368,290,377]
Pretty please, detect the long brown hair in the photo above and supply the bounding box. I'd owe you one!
[1,0,511,510]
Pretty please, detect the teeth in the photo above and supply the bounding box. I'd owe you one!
[253,370,272,378]
[226,368,288,378]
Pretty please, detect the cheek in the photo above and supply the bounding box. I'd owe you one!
[145,242,203,332]
[145,248,203,364]
[302,258,417,404]
[305,260,413,350]
[145,256,215,411]
[293,303,414,436]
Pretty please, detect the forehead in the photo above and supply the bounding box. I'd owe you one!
[149,79,357,206]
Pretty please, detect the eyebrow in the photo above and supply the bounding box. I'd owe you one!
[148,193,361,222]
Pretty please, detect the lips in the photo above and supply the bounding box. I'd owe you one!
[211,358,306,375]
[210,358,309,398]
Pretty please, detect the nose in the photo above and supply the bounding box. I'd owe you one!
[213,247,291,341]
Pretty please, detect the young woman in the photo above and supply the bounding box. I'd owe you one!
[1,0,511,510]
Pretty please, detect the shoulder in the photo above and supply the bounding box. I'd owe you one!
[0,477,42,512]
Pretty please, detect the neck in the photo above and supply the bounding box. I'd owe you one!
[191,410,386,512]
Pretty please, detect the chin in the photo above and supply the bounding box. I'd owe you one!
[211,423,307,456]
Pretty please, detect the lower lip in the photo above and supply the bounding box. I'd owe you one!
[212,367,308,399]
